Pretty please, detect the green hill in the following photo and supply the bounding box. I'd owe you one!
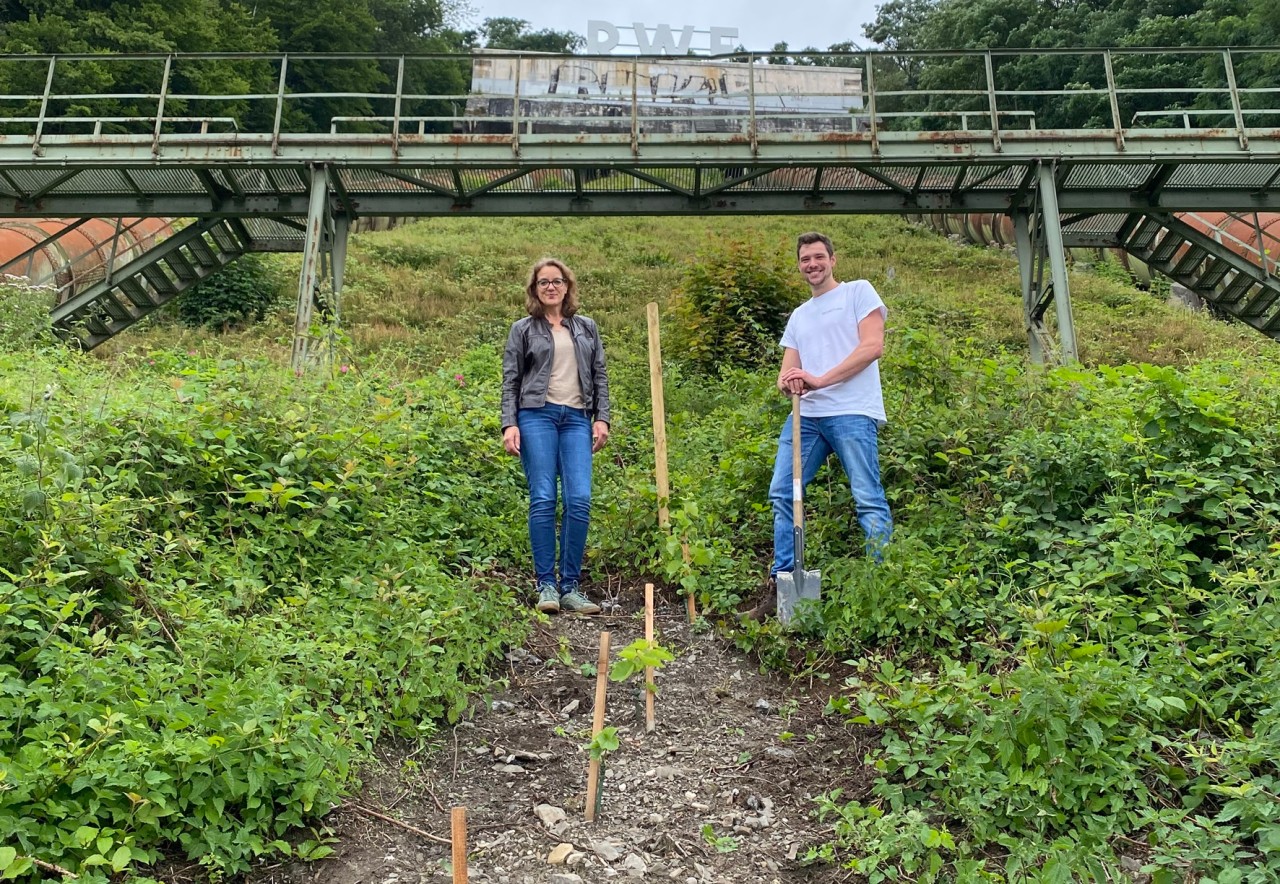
[3,215,1279,882]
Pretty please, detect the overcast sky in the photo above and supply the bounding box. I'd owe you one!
[462,0,883,54]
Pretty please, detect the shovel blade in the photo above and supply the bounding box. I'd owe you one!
[776,568,822,625]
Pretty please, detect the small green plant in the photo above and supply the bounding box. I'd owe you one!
[609,638,675,692]
[587,726,619,760]
[295,830,338,861]
[700,824,740,854]
[553,636,574,667]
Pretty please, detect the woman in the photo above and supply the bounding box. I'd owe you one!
[502,258,611,614]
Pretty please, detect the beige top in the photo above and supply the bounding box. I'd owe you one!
[546,322,585,409]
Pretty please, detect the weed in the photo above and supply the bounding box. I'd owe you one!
[700,825,740,853]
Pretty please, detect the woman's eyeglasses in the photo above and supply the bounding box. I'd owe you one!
[536,278,567,289]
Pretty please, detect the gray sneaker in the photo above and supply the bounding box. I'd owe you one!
[535,583,561,613]
[559,589,601,614]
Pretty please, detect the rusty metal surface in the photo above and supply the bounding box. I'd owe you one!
[0,217,176,302]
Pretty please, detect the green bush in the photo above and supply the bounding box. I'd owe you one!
[178,254,283,330]
[0,352,527,880]
[672,238,803,374]
[0,280,53,349]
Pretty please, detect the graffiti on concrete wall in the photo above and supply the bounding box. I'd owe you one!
[471,56,863,112]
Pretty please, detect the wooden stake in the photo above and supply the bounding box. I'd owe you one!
[585,630,611,822]
[450,806,468,884]
[644,583,656,733]
[649,301,697,624]
[647,302,670,530]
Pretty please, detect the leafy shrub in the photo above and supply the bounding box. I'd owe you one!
[178,254,283,330]
[808,358,1280,880]
[0,279,53,349]
[671,238,803,374]
[0,352,527,880]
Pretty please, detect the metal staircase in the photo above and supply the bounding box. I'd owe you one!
[49,218,251,349]
[1119,212,1280,338]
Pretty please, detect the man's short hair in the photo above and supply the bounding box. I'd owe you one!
[796,232,835,258]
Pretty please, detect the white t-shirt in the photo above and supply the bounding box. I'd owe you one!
[779,279,887,422]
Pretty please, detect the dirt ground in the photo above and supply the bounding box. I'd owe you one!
[245,584,877,884]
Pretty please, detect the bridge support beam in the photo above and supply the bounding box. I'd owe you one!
[1012,165,1079,365]
[1013,210,1048,364]
[322,213,350,367]
[292,164,330,372]
[1038,165,1078,363]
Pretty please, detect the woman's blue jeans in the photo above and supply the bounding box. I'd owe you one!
[517,404,593,589]
[769,412,892,574]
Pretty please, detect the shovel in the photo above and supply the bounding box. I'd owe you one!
[776,393,822,625]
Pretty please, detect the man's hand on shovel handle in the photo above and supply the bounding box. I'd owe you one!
[779,367,820,394]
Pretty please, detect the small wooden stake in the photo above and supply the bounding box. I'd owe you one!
[450,806,468,884]
[585,630,611,822]
[644,583,656,733]
[647,302,671,530]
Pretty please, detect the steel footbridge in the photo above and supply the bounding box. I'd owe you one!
[0,47,1278,365]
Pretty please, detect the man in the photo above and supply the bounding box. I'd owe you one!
[746,231,893,620]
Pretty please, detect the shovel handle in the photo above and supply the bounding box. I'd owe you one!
[791,394,804,572]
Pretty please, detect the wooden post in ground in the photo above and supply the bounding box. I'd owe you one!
[647,302,697,624]
[647,302,671,530]
[450,806,468,884]
[585,630,611,822]
[644,583,656,733]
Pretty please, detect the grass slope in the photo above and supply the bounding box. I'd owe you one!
[5,215,1280,882]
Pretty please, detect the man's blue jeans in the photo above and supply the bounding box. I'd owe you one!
[517,404,593,589]
[769,412,892,574]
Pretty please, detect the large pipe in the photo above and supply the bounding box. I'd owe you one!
[0,215,402,308]
[914,211,1280,290]
[0,217,176,304]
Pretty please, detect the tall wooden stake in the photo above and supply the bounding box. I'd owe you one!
[647,302,697,624]
[450,806,468,884]
[647,302,670,529]
[585,630,611,822]
[644,583,656,733]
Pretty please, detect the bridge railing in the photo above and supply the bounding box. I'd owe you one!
[0,47,1275,151]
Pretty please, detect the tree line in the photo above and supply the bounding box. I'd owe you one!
[0,2,579,133]
[772,0,1279,129]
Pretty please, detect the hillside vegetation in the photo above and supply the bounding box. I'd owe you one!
[4,214,1280,883]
